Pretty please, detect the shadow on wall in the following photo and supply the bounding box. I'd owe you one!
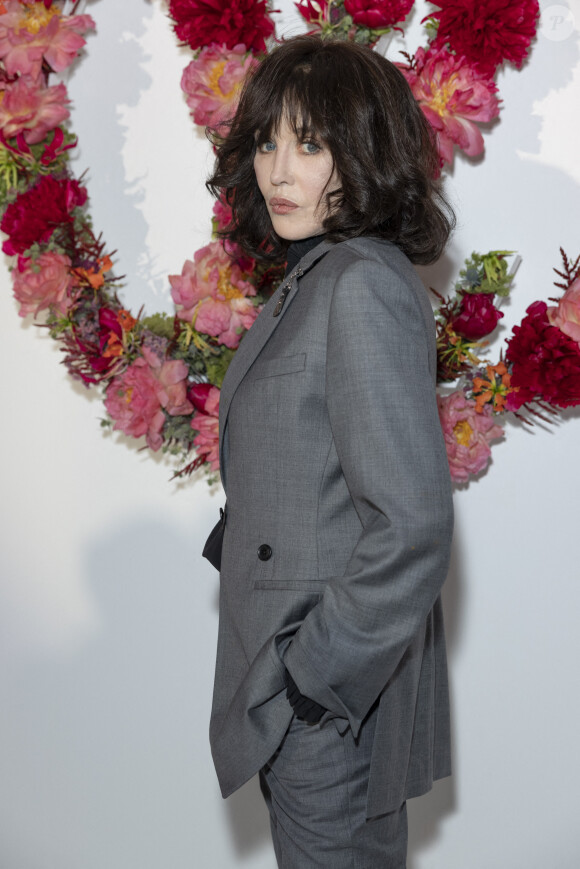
[0,514,231,869]
[64,0,157,311]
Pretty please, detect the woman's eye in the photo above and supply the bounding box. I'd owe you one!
[257,141,276,153]
[301,141,321,155]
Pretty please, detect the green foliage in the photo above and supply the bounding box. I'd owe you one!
[459,250,516,297]
[162,414,197,454]
[205,347,235,387]
[141,312,176,340]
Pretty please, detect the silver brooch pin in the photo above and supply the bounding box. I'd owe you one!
[273,267,303,317]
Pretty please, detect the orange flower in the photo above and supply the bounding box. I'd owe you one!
[117,309,137,332]
[74,254,113,289]
[472,361,511,413]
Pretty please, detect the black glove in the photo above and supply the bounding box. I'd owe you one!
[285,668,327,724]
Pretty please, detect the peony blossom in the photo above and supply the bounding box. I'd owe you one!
[12,250,75,317]
[0,77,69,144]
[505,300,580,410]
[142,345,194,417]
[451,291,503,340]
[398,46,500,165]
[343,0,413,29]
[168,0,274,54]
[104,347,193,452]
[0,1,95,78]
[429,0,540,77]
[547,277,580,345]
[191,385,220,471]
[169,240,258,349]
[181,43,257,128]
[0,174,87,256]
[437,391,504,483]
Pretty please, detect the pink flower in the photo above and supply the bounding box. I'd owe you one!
[12,250,75,317]
[547,277,580,345]
[0,1,95,78]
[105,359,165,451]
[398,46,500,165]
[181,43,257,128]
[0,77,69,144]
[104,348,193,452]
[191,385,220,471]
[169,240,258,349]
[437,392,504,482]
[141,345,194,419]
[212,193,233,233]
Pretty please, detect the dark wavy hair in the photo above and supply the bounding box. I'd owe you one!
[207,35,455,265]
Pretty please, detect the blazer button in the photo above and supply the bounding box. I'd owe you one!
[257,544,272,561]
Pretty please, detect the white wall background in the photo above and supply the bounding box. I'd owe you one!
[1,1,579,866]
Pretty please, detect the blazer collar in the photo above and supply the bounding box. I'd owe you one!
[218,239,333,479]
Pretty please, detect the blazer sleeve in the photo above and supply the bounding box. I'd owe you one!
[283,255,454,738]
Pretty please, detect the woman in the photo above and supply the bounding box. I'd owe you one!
[205,35,455,867]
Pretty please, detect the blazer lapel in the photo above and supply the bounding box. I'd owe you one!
[218,240,333,480]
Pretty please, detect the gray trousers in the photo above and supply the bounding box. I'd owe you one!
[259,705,408,868]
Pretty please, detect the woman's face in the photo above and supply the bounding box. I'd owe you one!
[253,118,340,241]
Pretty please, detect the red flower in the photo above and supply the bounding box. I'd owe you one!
[168,0,274,54]
[188,381,213,412]
[295,0,329,24]
[344,0,413,29]
[429,0,540,77]
[452,292,503,340]
[505,301,580,410]
[1,174,87,255]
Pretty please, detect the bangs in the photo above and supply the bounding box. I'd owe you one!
[250,64,330,145]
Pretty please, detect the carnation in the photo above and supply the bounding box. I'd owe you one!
[0,1,95,79]
[181,43,257,128]
[168,0,274,54]
[437,392,504,483]
[1,174,87,255]
[505,301,580,410]
[343,0,413,30]
[191,385,220,471]
[0,78,69,145]
[429,0,540,77]
[397,46,500,166]
[12,250,75,317]
[169,241,258,349]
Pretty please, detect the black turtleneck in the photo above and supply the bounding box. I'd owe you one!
[284,235,325,277]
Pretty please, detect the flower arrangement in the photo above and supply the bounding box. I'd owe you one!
[2,0,577,488]
[433,249,580,482]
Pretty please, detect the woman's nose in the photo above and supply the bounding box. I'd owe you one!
[270,147,294,186]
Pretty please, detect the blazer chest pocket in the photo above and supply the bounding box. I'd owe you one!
[252,353,306,381]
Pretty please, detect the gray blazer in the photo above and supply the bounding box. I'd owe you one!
[210,237,454,817]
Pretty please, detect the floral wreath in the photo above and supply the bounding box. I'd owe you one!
[1,0,579,486]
